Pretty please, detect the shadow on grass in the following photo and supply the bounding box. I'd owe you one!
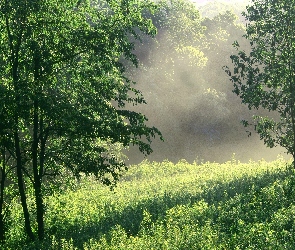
[50,164,295,249]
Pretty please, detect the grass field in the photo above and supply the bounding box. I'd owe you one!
[4,155,295,249]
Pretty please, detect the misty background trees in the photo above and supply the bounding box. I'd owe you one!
[126,0,286,164]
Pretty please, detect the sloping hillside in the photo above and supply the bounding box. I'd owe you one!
[7,157,295,249]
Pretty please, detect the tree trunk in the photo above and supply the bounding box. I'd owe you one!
[34,180,44,240]
[38,118,48,241]
[32,100,44,240]
[15,130,35,241]
[32,44,46,240]
[0,149,6,242]
[286,18,295,168]
[6,6,35,240]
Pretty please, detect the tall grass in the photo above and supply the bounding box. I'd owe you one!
[3,156,295,249]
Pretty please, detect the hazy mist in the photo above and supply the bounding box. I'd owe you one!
[125,0,288,164]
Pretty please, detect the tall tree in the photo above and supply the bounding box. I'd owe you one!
[0,0,161,241]
[224,0,295,164]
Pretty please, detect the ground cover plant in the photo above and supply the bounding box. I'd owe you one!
[3,156,295,249]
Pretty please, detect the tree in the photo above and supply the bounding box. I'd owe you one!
[224,0,295,164]
[0,0,162,242]
[202,10,247,93]
[152,0,207,68]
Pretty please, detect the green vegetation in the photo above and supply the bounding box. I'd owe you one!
[3,157,295,249]
[1,0,295,248]
[225,0,295,163]
[0,0,161,242]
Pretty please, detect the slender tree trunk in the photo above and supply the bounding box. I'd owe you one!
[289,75,295,167]
[38,116,48,241]
[33,173,44,241]
[287,19,295,168]
[0,213,3,243]
[32,45,46,240]
[0,146,6,243]
[5,0,34,240]
[15,129,35,241]
[12,56,35,240]
[32,99,44,240]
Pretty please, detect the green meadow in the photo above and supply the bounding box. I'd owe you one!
[5,156,295,249]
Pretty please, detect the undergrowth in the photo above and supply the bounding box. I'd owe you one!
[3,156,295,249]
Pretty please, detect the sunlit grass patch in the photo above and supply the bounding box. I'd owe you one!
[5,156,295,249]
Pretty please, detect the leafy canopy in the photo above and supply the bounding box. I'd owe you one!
[224,0,295,160]
[1,0,162,184]
[0,0,162,241]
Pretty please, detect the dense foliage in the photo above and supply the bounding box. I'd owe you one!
[225,0,295,163]
[0,0,161,242]
[3,157,294,249]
